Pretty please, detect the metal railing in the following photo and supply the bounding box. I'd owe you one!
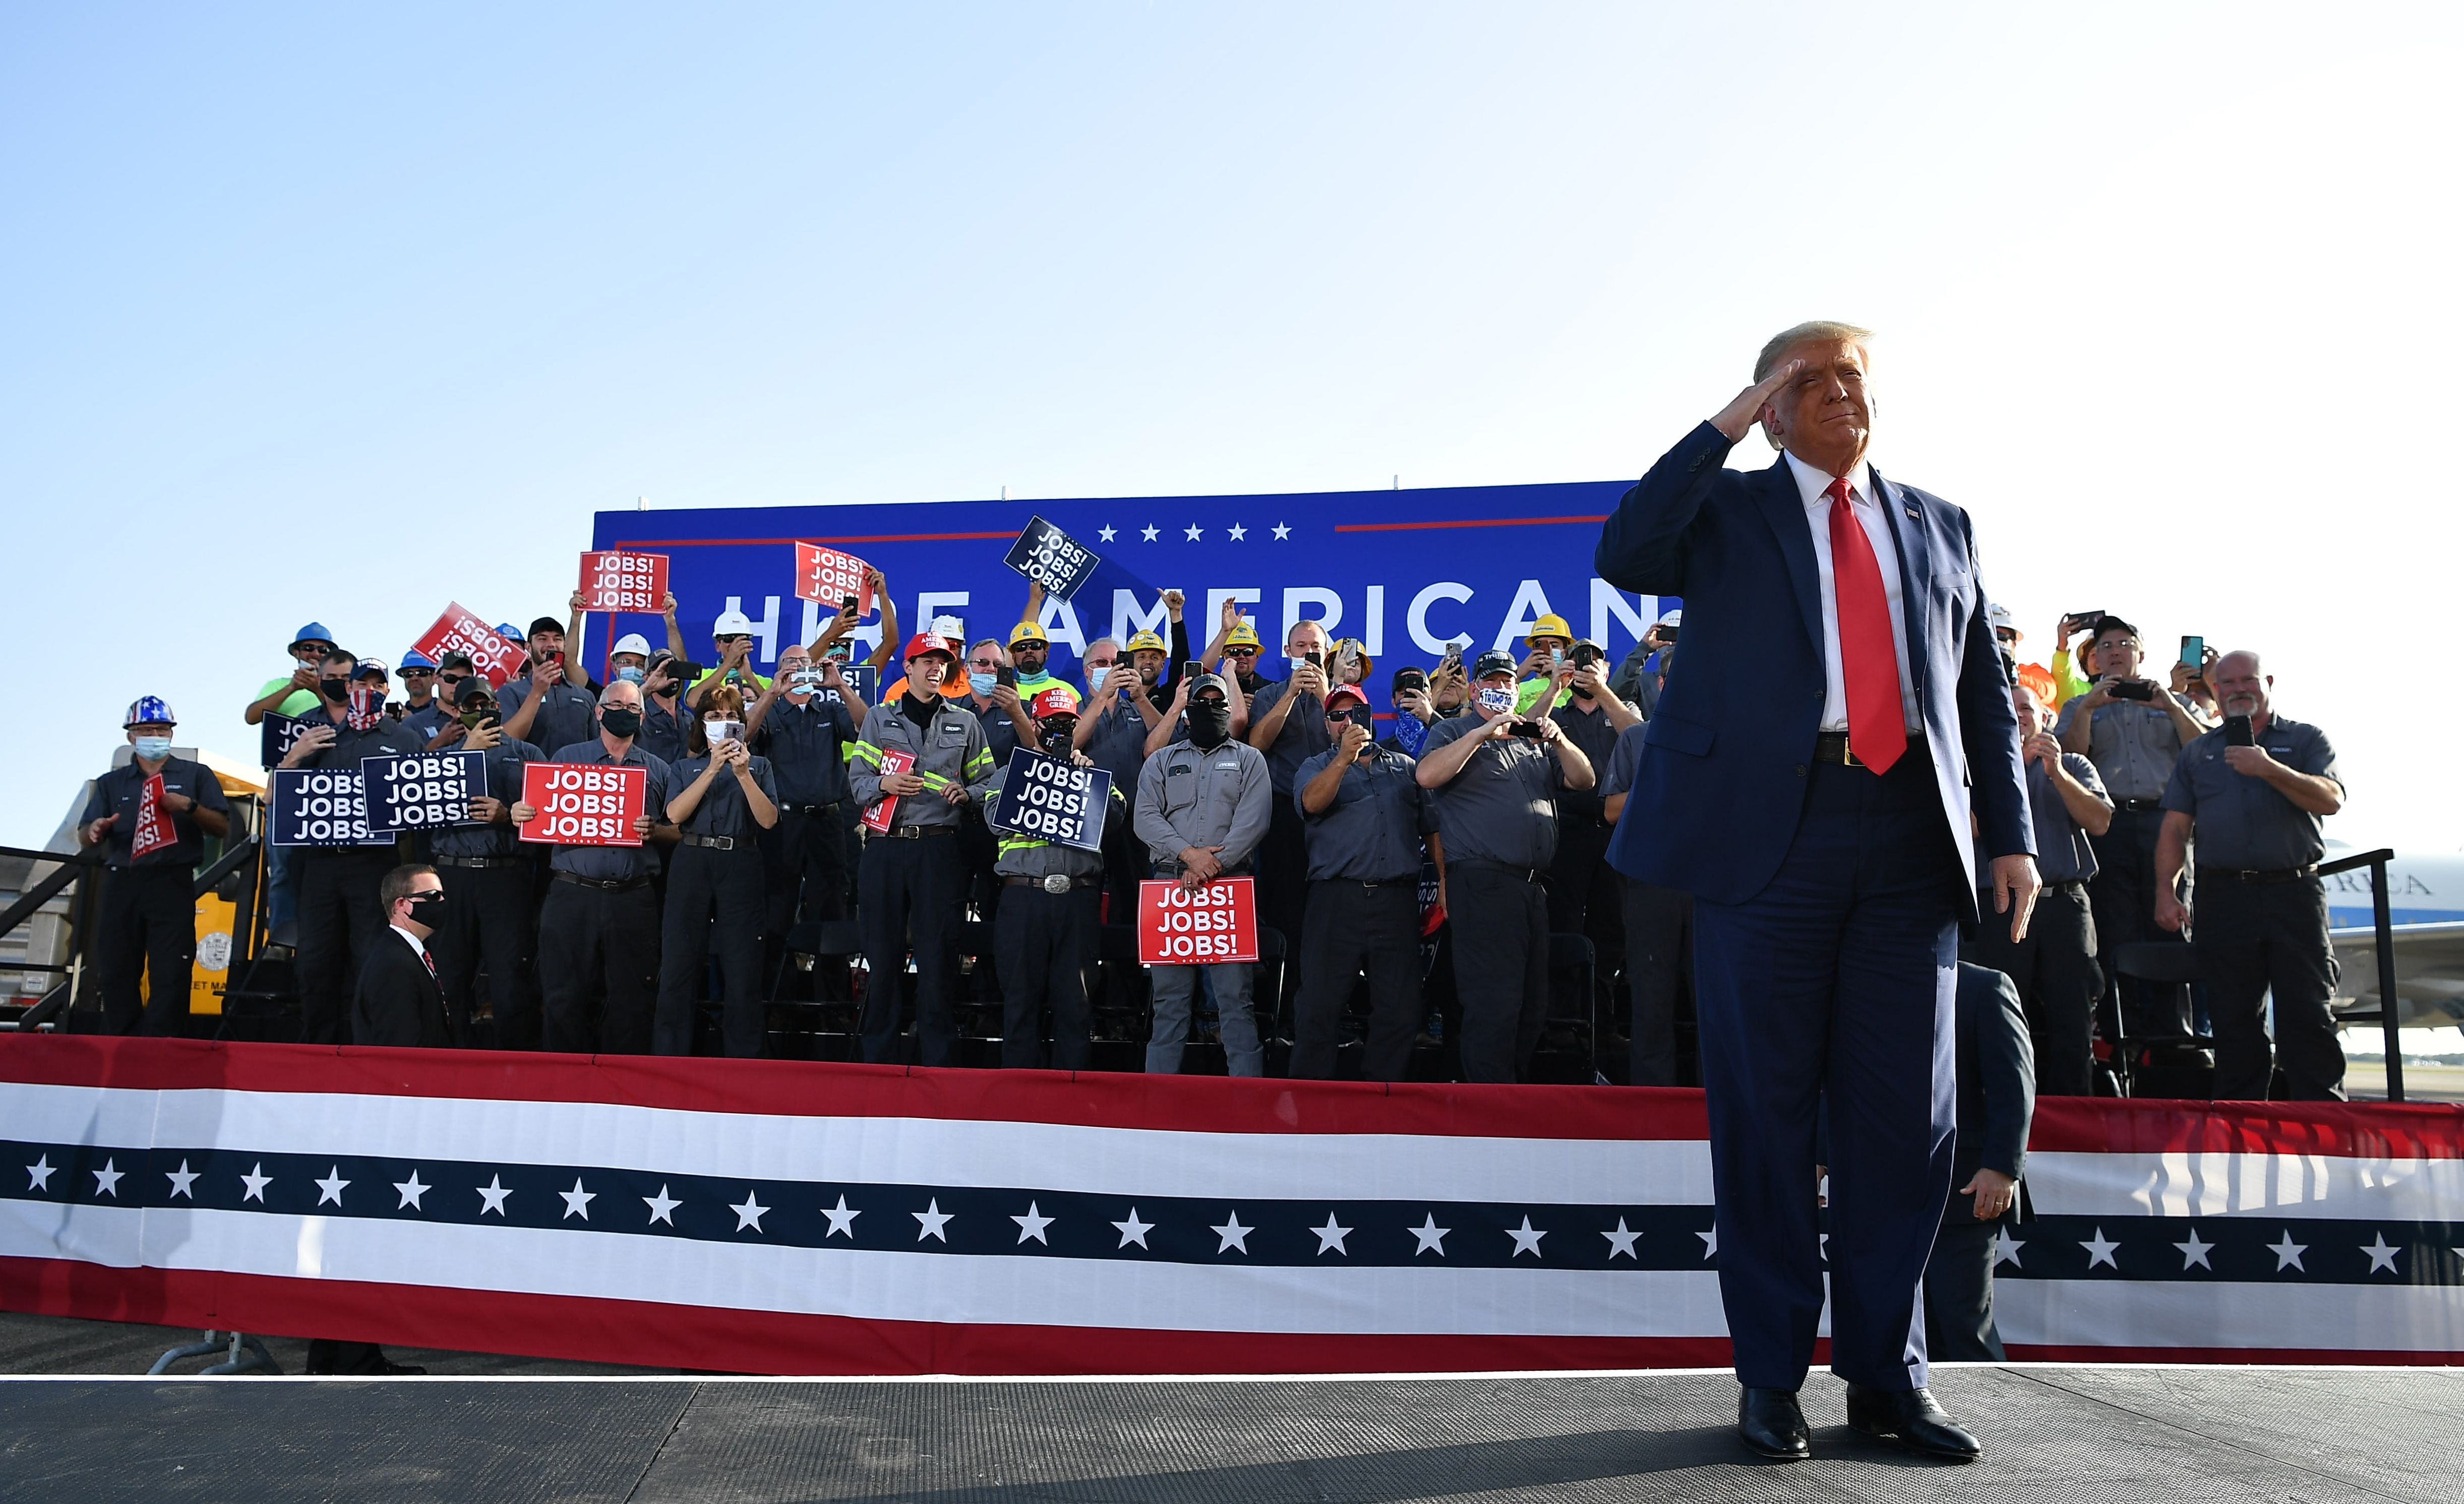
[1,834,262,1033]
[2320,846,2404,1102]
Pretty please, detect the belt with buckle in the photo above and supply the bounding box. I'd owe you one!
[793,802,840,817]
[1005,873,1102,894]
[553,872,648,893]
[680,832,739,851]
[433,854,521,870]
[2195,864,2320,885]
[2114,797,2166,813]
[880,824,956,839]
[1812,730,1927,768]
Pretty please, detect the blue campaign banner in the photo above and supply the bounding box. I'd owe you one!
[583,481,1670,715]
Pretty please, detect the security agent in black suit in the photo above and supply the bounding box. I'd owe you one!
[1922,962,2034,1362]
[353,864,454,1048]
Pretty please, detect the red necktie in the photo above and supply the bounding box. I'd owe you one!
[1825,476,1907,773]
[420,949,438,979]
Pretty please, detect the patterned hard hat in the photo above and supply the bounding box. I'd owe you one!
[124,696,176,728]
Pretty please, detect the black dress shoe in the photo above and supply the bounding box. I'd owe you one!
[1737,1386,1811,1461]
[1843,1384,1981,1461]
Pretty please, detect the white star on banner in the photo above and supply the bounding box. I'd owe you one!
[1112,1207,1154,1249]
[313,1166,347,1206]
[1697,1227,1718,1260]
[393,1172,429,1211]
[1272,523,1291,540]
[25,1155,53,1191]
[821,1195,860,1239]
[2361,1233,2401,1275]
[1990,1228,2025,1268]
[93,1159,124,1197]
[914,1199,953,1242]
[1140,525,1159,542]
[1012,1202,1054,1245]
[557,1179,595,1221]
[2267,1230,2308,1271]
[1184,524,1204,541]
[1226,524,1247,541]
[1212,1211,1253,1254]
[643,1185,681,1226]
[1097,526,1117,542]
[476,1176,510,1216]
[1601,1219,1641,1260]
[241,1164,272,1203]
[2173,1229,2214,1270]
[165,1161,199,1199]
[2079,1227,2120,1269]
[730,1191,769,1233]
[1409,1213,1450,1257]
[1310,1214,1352,1256]
[1507,1217,1547,1259]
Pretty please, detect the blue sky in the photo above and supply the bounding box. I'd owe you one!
[5,3,2459,851]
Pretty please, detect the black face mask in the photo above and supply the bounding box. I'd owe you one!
[1037,724,1076,759]
[1186,699,1231,749]
[405,891,446,924]
[599,706,643,738]
[319,676,351,704]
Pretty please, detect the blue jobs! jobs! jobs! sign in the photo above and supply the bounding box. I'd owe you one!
[581,480,1671,715]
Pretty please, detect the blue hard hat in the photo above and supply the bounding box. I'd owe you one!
[124,695,176,728]
[496,623,523,641]
[289,621,335,653]
[398,649,437,670]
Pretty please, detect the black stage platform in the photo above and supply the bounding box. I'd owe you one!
[2,1317,2455,1504]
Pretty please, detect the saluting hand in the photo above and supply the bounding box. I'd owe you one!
[1712,357,1806,442]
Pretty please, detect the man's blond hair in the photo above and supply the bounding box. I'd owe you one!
[1755,321,1875,382]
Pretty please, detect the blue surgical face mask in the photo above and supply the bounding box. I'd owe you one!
[616,665,645,684]
[133,735,172,761]
[1476,684,1516,716]
[969,671,999,697]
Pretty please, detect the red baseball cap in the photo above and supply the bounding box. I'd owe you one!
[1324,684,1369,712]
[1028,685,1081,719]
[903,632,956,662]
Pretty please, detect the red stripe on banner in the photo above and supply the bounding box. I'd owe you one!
[2005,1344,2464,1367]
[1331,516,1608,533]
[0,1037,1712,1141]
[609,533,1019,547]
[0,1259,1736,1376]
[2027,1094,2464,1160]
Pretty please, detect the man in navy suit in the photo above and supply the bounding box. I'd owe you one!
[1595,322,2036,1462]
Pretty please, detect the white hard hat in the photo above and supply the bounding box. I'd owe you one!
[712,610,754,637]
[929,614,966,638]
[1987,603,2020,639]
[611,632,653,658]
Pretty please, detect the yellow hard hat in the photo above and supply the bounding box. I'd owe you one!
[1008,620,1049,649]
[1331,637,1372,680]
[1125,628,1168,654]
[1526,614,1573,645]
[1224,619,1262,649]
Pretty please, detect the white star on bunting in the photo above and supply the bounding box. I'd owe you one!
[1272,523,1291,540]
[93,1159,124,1197]
[1211,1211,1253,1254]
[1990,1228,2025,1268]
[2174,1229,2214,1270]
[559,1179,595,1221]
[2267,1230,2308,1271]
[1697,1227,1718,1260]
[1184,524,1204,541]
[2360,1233,2401,1275]
[1226,524,1246,541]
[313,1166,347,1206]
[1506,1217,1547,1258]
[2079,1227,2120,1269]
[476,1175,510,1216]
[821,1195,860,1239]
[393,1172,429,1211]
[165,1161,199,1199]
[1012,1202,1054,1245]
[241,1164,272,1203]
[1140,525,1159,542]
[1097,526,1117,542]
[1112,1207,1154,1249]
[1310,1214,1352,1256]
[25,1155,53,1191]
[1601,1219,1641,1260]
[1409,1213,1450,1257]
[730,1191,769,1233]
[643,1185,681,1226]
[914,1199,953,1242]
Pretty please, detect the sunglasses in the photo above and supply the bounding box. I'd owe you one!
[1224,646,1259,658]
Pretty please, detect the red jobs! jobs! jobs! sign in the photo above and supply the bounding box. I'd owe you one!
[794,544,873,614]
[1136,877,1260,965]
[413,604,529,689]
[518,762,647,847]
[577,551,669,613]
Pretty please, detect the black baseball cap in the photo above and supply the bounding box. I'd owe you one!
[454,676,497,707]
[527,616,564,640]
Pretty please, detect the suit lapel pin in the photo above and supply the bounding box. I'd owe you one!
[1902,505,1918,519]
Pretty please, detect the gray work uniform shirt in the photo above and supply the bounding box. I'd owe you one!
[849,698,994,832]
[1419,713,1564,870]
[1245,678,1332,795]
[638,693,690,767]
[1083,701,1157,800]
[757,692,859,807]
[427,736,540,859]
[1292,746,1432,883]
[1134,738,1273,870]
[498,673,600,759]
[2161,714,2341,871]
[1599,720,1649,805]
[2054,691,2198,802]
[543,739,673,880]
[81,756,231,870]
[984,767,1119,881]
[2022,751,2108,885]
[670,750,780,840]
[1546,698,1622,825]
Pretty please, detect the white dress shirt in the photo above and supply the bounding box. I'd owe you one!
[1784,450,1920,734]
[391,923,433,970]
